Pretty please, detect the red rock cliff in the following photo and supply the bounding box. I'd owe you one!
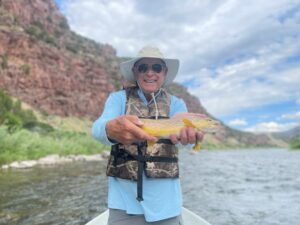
[0,0,121,119]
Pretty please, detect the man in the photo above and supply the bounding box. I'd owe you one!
[92,46,204,225]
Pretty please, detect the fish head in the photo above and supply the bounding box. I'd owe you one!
[181,113,220,133]
[194,117,220,133]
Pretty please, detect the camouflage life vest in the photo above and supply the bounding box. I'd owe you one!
[106,87,179,201]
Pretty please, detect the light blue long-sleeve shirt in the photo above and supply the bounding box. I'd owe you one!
[92,88,187,222]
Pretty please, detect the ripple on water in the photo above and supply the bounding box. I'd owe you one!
[1,148,300,225]
[180,148,300,225]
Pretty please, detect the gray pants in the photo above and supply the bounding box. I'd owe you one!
[108,209,183,225]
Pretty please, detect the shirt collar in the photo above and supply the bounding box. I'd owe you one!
[137,88,162,105]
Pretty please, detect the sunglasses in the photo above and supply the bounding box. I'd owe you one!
[136,63,164,73]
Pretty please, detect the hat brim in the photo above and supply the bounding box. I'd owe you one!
[120,57,179,86]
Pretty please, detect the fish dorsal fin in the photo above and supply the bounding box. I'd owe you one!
[174,112,206,118]
[182,118,196,128]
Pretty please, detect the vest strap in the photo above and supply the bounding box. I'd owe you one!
[111,142,178,201]
[136,143,145,201]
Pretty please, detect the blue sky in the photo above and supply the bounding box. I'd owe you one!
[55,0,300,133]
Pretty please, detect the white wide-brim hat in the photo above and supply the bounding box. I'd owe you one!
[120,46,180,86]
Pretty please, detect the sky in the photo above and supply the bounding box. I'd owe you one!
[55,0,300,133]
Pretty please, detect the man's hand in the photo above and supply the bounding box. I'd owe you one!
[106,115,157,145]
[169,127,204,145]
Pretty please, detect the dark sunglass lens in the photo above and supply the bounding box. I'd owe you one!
[138,64,148,73]
[152,64,162,73]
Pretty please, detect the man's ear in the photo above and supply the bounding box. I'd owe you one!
[165,67,168,75]
[133,72,138,81]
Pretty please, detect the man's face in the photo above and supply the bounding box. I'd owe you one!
[133,58,167,96]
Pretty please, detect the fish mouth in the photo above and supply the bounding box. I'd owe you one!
[202,127,219,133]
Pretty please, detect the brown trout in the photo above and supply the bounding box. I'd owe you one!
[140,113,220,150]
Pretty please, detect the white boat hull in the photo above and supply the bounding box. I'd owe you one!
[86,207,211,225]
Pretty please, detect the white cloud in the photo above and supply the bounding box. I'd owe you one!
[190,59,300,116]
[60,0,300,118]
[228,119,248,126]
[245,121,300,133]
[281,111,300,119]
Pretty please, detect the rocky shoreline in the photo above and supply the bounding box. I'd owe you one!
[1,151,110,169]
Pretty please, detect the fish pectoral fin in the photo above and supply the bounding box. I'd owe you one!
[147,141,155,148]
[182,118,196,128]
[193,141,201,151]
[193,141,201,152]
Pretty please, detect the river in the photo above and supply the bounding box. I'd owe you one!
[0,148,299,225]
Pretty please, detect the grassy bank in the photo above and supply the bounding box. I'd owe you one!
[0,89,110,166]
[290,138,300,150]
[0,126,108,165]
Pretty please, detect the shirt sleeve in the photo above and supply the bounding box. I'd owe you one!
[92,91,125,145]
[169,95,188,116]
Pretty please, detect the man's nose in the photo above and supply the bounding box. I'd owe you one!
[145,68,155,75]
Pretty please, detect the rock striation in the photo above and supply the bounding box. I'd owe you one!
[0,0,121,119]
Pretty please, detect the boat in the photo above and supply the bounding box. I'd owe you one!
[86,207,211,225]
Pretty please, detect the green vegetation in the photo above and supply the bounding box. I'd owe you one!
[0,90,107,165]
[0,127,107,165]
[59,19,69,30]
[290,138,300,149]
[0,54,8,69]
[25,23,57,47]
[20,64,31,75]
[44,35,56,45]
[46,16,52,23]
[54,29,64,38]
[65,43,78,54]
[0,89,36,132]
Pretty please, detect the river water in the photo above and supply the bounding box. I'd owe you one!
[0,148,299,225]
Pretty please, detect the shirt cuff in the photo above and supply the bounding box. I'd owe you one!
[103,121,118,145]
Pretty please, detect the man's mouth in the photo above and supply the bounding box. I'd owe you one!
[144,79,156,83]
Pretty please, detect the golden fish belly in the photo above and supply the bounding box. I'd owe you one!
[141,119,183,138]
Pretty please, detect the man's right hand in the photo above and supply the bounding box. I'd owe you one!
[106,115,157,145]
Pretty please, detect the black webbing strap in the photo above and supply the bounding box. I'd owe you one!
[156,139,173,145]
[136,143,144,201]
[134,141,178,201]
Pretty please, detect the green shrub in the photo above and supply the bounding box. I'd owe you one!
[25,26,39,36]
[45,35,56,45]
[33,21,44,30]
[36,31,47,40]
[3,112,22,133]
[66,43,78,53]
[11,99,36,124]
[47,16,52,23]
[0,89,13,123]
[290,138,300,149]
[0,90,37,131]
[23,121,54,134]
[20,64,31,75]
[59,19,69,29]
[0,54,8,69]
[54,29,63,38]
